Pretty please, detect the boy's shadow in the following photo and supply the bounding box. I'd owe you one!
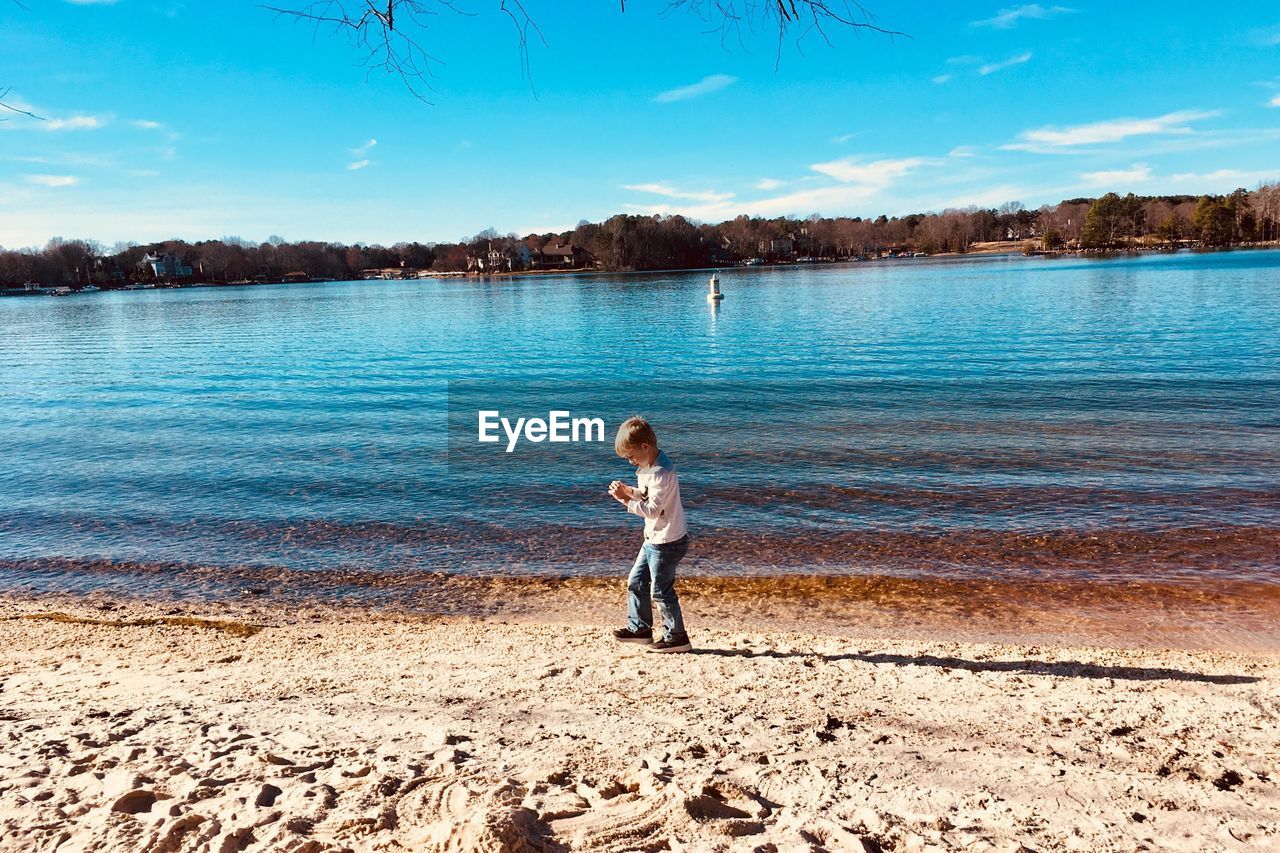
[692,647,1260,685]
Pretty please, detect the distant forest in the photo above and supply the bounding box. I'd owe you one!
[4,183,1278,288]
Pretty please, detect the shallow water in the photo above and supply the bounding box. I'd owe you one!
[2,250,1278,608]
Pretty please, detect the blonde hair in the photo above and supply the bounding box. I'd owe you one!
[614,416,658,457]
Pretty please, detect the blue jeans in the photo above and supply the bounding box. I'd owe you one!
[627,536,689,639]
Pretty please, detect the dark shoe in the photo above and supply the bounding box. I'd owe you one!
[613,627,653,643]
[648,633,692,653]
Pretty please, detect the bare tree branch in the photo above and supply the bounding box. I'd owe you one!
[264,1,904,102]
[0,86,43,121]
[498,0,547,97]
[2,0,39,120]
[261,1,456,103]
[663,0,906,71]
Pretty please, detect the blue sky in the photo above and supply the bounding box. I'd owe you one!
[2,1,1279,248]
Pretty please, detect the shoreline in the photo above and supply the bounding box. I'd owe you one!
[1,593,1276,851]
[7,560,1280,655]
[6,243,1280,295]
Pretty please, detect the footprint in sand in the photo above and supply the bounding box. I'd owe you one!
[546,775,776,851]
[549,787,670,853]
[683,782,772,838]
[393,774,559,852]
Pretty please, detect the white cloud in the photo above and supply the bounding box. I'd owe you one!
[1062,127,1280,161]
[906,183,1032,214]
[0,97,108,132]
[653,74,738,103]
[1079,164,1153,185]
[1169,168,1274,185]
[622,182,733,204]
[739,185,881,217]
[346,139,377,171]
[1055,167,1278,199]
[810,157,930,186]
[626,183,877,221]
[979,52,1033,75]
[972,4,1076,28]
[831,132,859,144]
[1248,25,1280,47]
[0,115,106,132]
[133,119,161,129]
[1004,109,1220,152]
[754,178,785,190]
[939,51,1030,83]
[47,115,104,130]
[1270,93,1280,108]
[5,152,112,167]
[623,156,933,222]
[26,174,79,187]
[740,172,927,217]
[949,146,978,158]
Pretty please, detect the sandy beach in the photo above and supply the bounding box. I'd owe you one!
[1,592,1277,852]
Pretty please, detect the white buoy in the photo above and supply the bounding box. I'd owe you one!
[707,271,724,302]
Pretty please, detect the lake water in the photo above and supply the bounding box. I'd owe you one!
[2,250,1278,618]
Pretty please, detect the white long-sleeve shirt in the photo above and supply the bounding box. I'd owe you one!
[625,450,688,544]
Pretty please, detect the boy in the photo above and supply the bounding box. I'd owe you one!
[607,416,692,653]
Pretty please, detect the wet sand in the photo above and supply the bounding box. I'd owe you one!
[8,562,1280,654]
[1,592,1278,852]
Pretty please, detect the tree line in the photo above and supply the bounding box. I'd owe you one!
[1065,186,1280,250]
[4,183,1279,288]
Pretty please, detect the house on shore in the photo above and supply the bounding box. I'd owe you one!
[360,267,412,280]
[462,239,594,273]
[92,256,127,285]
[531,242,590,270]
[467,243,533,273]
[757,238,795,260]
[140,252,193,279]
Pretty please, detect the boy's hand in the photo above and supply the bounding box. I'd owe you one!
[608,480,634,503]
